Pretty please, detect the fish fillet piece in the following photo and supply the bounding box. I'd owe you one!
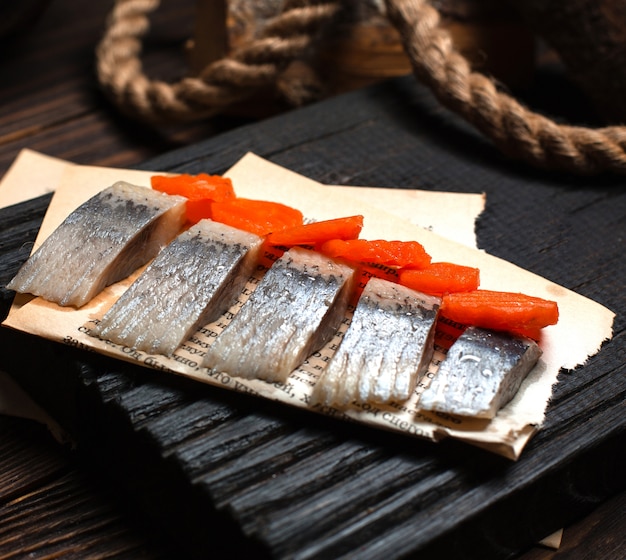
[91,219,263,355]
[314,278,441,406]
[7,182,186,308]
[202,247,356,382]
[418,326,542,419]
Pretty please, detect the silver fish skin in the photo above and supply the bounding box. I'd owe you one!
[91,219,263,356]
[313,277,440,407]
[202,247,356,383]
[7,182,186,308]
[418,326,542,419]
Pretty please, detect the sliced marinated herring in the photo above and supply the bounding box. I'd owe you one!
[7,182,186,307]
[91,219,263,355]
[202,247,356,382]
[314,277,441,407]
[418,326,542,419]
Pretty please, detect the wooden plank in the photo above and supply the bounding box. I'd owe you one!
[521,491,626,560]
[1,74,624,559]
[0,416,169,559]
[0,0,242,174]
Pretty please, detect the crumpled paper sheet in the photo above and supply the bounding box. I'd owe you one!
[0,150,484,442]
[1,150,615,461]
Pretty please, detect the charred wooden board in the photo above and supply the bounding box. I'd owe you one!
[1,76,625,559]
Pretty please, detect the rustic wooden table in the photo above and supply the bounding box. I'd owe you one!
[0,1,624,558]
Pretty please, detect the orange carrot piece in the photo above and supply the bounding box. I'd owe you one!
[183,200,214,224]
[319,239,431,269]
[151,173,236,223]
[151,173,235,200]
[210,198,304,236]
[266,215,364,246]
[399,262,480,296]
[441,290,559,338]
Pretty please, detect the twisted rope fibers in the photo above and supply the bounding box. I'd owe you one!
[96,0,340,121]
[95,0,626,174]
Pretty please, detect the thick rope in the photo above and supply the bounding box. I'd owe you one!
[96,0,626,174]
[96,0,341,122]
[384,0,626,174]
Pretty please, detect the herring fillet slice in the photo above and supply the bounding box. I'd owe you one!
[202,247,356,382]
[7,182,186,308]
[418,326,542,419]
[91,219,263,356]
[314,278,441,406]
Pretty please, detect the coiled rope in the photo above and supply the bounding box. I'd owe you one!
[96,0,340,121]
[96,0,626,174]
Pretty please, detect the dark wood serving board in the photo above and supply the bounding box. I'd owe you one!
[1,76,624,560]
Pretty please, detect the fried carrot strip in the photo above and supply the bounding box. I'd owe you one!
[151,173,235,223]
[319,239,431,269]
[266,215,364,246]
[211,198,304,236]
[399,262,480,296]
[441,290,559,338]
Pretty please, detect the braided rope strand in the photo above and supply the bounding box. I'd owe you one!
[96,0,626,174]
[96,0,341,122]
[384,0,626,174]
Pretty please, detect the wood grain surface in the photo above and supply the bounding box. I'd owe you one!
[0,1,624,559]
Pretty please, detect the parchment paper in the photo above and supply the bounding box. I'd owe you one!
[0,149,71,208]
[1,151,614,459]
[0,150,483,441]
